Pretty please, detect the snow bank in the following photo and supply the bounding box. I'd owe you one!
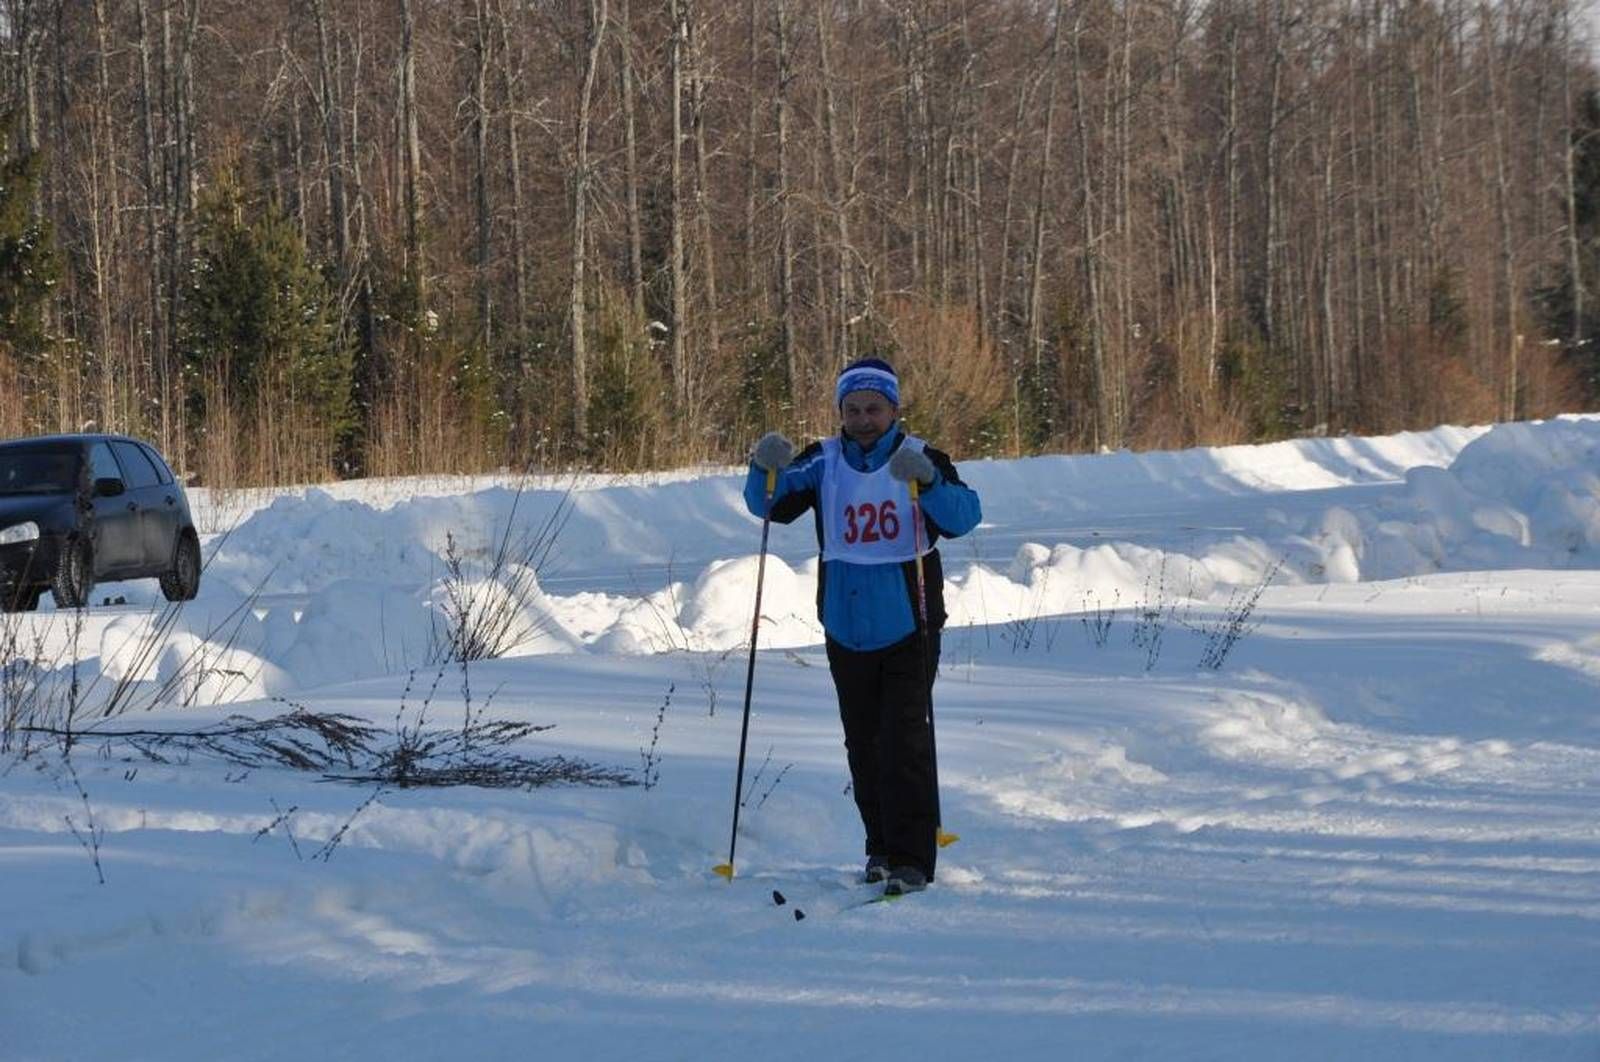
[1287,418,1600,582]
[979,417,1600,609]
[17,417,1599,702]
[192,417,1600,683]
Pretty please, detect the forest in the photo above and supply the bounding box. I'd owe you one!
[0,0,1596,484]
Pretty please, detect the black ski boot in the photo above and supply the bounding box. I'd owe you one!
[884,866,927,896]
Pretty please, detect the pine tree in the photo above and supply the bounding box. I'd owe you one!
[180,172,352,483]
[0,112,60,427]
[1540,87,1600,393]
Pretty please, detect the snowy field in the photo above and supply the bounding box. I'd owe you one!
[3,418,1598,1060]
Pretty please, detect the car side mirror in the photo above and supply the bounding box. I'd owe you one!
[93,476,126,498]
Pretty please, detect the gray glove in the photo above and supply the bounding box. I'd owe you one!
[888,446,936,486]
[752,431,795,472]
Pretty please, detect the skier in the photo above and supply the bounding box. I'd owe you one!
[746,357,982,895]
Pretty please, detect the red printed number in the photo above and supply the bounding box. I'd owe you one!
[843,500,900,544]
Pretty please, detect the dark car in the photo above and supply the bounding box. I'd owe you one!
[0,434,201,611]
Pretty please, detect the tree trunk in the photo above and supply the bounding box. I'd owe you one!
[669,0,689,407]
[135,0,169,450]
[618,0,645,325]
[959,8,988,345]
[569,0,608,441]
[688,0,720,378]
[497,0,529,333]
[1223,16,1239,313]
[997,66,1037,433]
[1260,0,1287,349]
[1320,123,1338,429]
[1562,0,1582,344]
[744,0,760,302]
[11,0,41,154]
[1069,2,1115,447]
[1025,3,1063,367]
[1404,15,1442,284]
[311,0,350,278]
[166,0,201,448]
[775,0,797,395]
[399,0,425,299]
[1482,3,1518,419]
[817,0,854,364]
[472,0,493,346]
[89,0,122,430]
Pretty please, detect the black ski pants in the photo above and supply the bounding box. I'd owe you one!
[826,630,941,881]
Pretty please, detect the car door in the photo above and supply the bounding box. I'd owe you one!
[134,442,183,572]
[85,441,142,574]
[109,440,168,572]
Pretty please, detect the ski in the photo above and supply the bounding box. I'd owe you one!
[771,882,916,920]
[850,890,912,908]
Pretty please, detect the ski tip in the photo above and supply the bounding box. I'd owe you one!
[712,863,734,880]
[937,830,960,848]
[794,909,806,921]
[772,890,787,906]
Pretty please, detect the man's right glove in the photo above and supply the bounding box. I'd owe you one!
[751,431,795,472]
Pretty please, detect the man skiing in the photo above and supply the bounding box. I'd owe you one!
[745,357,982,895]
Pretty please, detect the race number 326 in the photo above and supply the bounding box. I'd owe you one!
[842,500,901,543]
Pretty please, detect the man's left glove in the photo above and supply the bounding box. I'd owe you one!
[888,446,935,486]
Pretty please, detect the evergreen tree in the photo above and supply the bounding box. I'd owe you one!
[0,113,59,385]
[180,173,352,480]
[1541,87,1600,393]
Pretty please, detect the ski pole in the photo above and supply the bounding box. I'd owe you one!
[713,466,779,881]
[909,478,959,849]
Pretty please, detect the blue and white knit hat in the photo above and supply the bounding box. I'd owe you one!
[835,358,900,408]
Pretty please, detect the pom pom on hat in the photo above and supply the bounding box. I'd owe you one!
[835,358,900,408]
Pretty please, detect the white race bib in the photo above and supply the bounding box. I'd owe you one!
[819,436,929,565]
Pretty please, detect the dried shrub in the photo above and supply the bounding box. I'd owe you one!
[430,480,574,663]
[1362,327,1499,433]
[1516,338,1589,420]
[873,298,1010,458]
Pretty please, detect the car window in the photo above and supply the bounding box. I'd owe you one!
[139,444,175,485]
[0,448,79,494]
[110,440,161,490]
[88,442,122,485]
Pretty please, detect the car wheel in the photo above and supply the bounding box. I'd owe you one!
[159,534,201,602]
[2,585,41,612]
[51,538,93,610]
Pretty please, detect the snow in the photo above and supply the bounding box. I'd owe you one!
[3,416,1598,1060]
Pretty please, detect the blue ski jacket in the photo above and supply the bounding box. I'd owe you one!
[743,425,982,652]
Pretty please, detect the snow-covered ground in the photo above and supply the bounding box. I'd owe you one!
[3,418,1598,1060]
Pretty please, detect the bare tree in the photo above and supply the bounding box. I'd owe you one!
[497,0,531,334]
[399,0,425,299]
[617,0,646,325]
[1561,0,1583,344]
[775,0,797,395]
[688,0,721,385]
[670,0,689,407]
[817,0,854,364]
[471,0,494,346]
[570,0,609,441]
